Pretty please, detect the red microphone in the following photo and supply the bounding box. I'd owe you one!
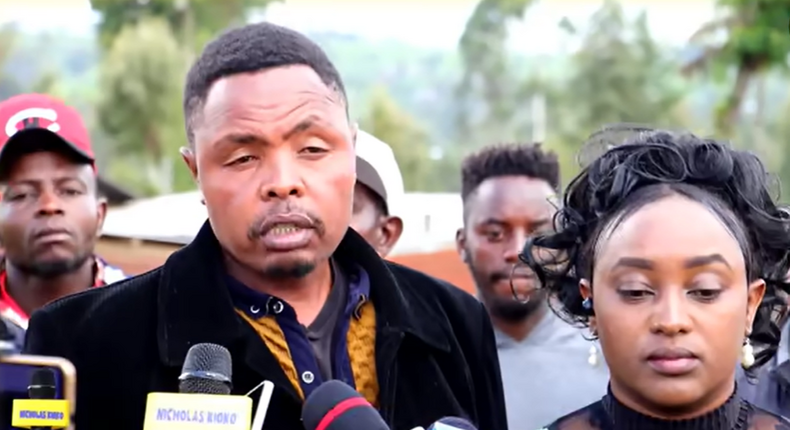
[301,380,388,430]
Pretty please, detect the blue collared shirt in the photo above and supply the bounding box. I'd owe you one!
[226,260,371,399]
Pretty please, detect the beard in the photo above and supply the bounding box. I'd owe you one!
[16,252,92,279]
[261,259,316,280]
[486,292,545,322]
[467,257,545,323]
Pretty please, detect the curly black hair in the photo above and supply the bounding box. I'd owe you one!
[460,143,560,202]
[183,22,347,145]
[520,125,790,370]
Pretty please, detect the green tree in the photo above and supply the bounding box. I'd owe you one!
[359,86,437,191]
[91,0,279,52]
[0,24,20,99]
[548,1,688,183]
[683,0,790,135]
[558,2,686,131]
[29,70,62,98]
[456,0,538,145]
[96,17,191,196]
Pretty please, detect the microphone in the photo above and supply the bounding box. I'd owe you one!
[142,343,252,430]
[29,368,57,399]
[426,417,478,430]
[301,380,389,430]
[178,342,233,394]
[11,368,69,429]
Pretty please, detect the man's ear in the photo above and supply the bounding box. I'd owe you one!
[95,197,108,237]
[456,228,468,262]
[350,122,358,148]
[180,146,198,182]
[377,216,403,258]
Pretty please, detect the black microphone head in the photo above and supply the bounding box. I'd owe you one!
[301,380,388,430]
[427,417,478,430]
[178,343,232,395]
[28,368,57,399]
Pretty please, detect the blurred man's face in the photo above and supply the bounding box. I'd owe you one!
[184,66,357,280]
[0,150,105,278]
[456,176,556,322]
[350,182,402,257]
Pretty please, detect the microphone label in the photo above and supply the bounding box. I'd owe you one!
[12,399,70,429]
[143,393,252,430]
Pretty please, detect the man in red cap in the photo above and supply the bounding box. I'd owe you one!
[0,93,125,350]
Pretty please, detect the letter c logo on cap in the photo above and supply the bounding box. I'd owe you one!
[5,108,60,138]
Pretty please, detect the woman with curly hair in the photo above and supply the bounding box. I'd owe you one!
[522,126,790,429]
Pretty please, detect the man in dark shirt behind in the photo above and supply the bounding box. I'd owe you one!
[23,23,506,430]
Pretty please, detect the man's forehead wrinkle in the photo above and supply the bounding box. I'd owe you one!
[204,94,334,120]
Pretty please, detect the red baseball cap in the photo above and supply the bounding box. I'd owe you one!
[0,93,95,178]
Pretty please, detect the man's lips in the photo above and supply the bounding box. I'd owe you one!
[492,271,537,298]
[32,228,71,244]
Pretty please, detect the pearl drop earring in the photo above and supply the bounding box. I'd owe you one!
[588,345,599,367]
[741,338,755,369]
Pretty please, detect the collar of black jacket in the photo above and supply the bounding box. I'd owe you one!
[156,220,451,367]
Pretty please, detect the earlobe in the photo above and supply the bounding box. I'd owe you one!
[579,279,592,300]
[580,278,597,332]
[455,228,466,261]
[377,217,403,259]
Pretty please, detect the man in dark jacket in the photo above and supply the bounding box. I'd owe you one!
[23,22,507,430]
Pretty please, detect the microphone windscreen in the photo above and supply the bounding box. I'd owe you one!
[31,368,56,387]
[301,380,388,430]
[28,368,57,399]
[178,343,232,395]
[427,417,478,430]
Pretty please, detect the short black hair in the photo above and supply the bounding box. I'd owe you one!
[460,143,560,202]
[521,126,790,372]
[183,22,347,144]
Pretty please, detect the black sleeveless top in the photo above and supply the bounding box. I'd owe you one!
[542,388,790,430]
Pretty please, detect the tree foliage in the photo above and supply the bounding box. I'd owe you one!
[91,0,279,52]
[548,2,688,182]
[684,0,790,135]
[96,17,190,195]
[0,24,20,99]
[456,0,537,144]
[29,70,62,98]
[455,0,688,185]
[359,86,436,192]
[556,2,687,135]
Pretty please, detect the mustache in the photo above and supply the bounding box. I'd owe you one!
[489,272,512,283]
[246,204,326,240]
[489,270,535,283]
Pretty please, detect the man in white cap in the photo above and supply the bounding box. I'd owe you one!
[351,130,404,258]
